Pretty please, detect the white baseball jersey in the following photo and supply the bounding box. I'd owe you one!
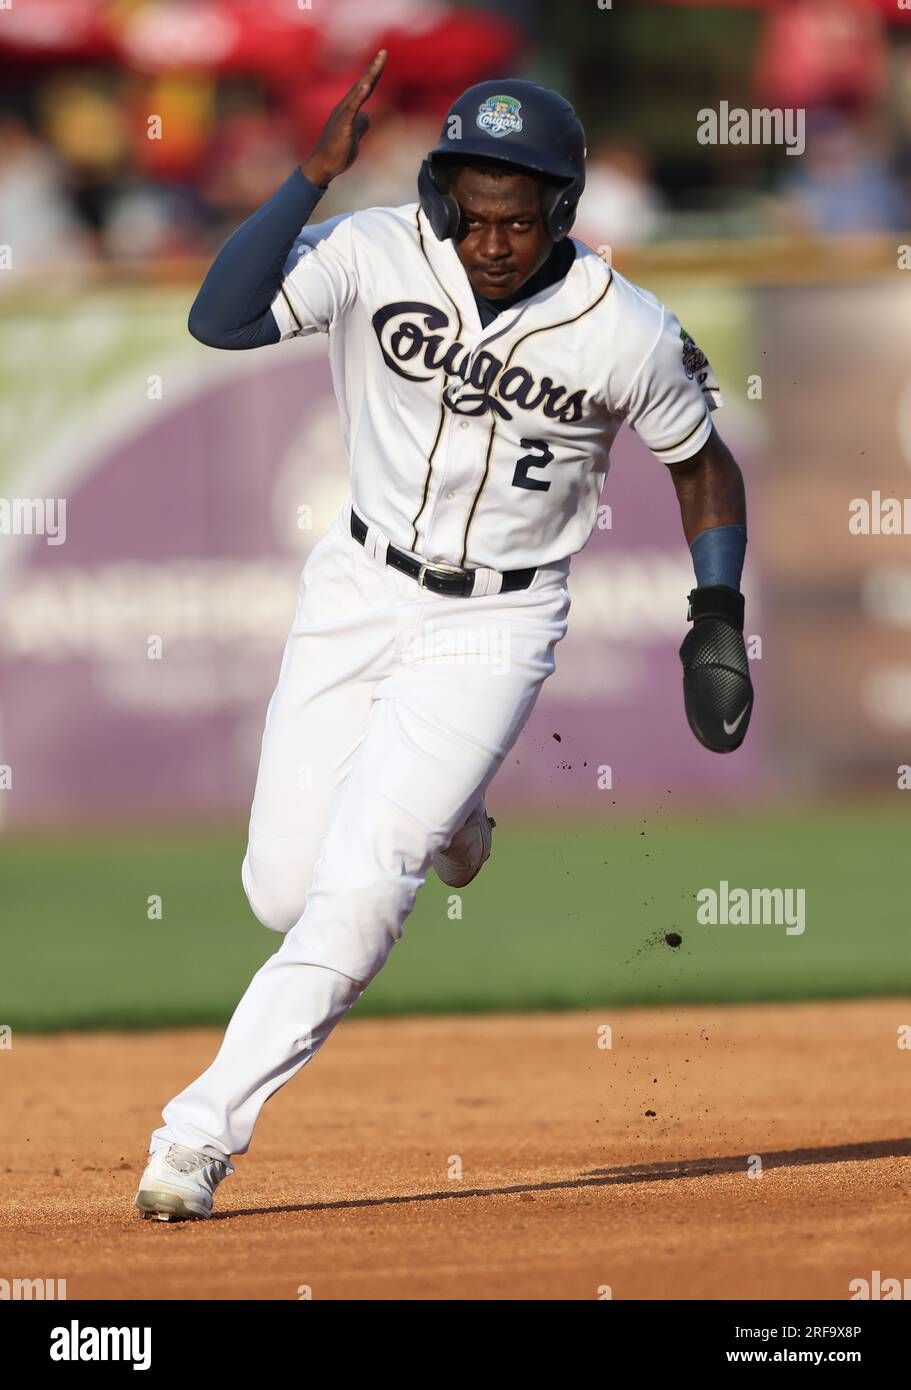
[151,194,729,1172]
[270,203,722,572]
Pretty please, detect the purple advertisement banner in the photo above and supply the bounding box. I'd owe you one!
[0,310,764,828]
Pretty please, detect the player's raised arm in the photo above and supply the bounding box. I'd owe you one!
[187,51,387,350]
[300,49,387,189]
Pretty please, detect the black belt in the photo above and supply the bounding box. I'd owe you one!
[350,510,536,597]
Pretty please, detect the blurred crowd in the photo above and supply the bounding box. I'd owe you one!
[1,0,909,272]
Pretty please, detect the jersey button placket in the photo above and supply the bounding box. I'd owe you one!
[439,414,477,556]
[422,348,483,555]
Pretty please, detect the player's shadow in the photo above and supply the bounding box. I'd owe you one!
[215,1136,911,1220]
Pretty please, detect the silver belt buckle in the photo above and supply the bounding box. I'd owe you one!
[415,556,469,589]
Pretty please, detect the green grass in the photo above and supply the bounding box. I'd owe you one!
[1,808,907,1031]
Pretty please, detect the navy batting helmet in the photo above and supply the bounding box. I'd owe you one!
[418,79,586,243]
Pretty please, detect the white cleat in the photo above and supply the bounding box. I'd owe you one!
[135,1143,233,1222]
[432,805,496,888]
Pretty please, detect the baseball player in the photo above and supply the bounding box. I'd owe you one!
[136,53,752,1220]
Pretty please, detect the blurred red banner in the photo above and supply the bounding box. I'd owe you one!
[0,0,523,82]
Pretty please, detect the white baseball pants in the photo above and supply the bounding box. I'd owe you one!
[151,503,570,1160]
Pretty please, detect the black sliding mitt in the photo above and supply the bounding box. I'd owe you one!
[679,586,753,753]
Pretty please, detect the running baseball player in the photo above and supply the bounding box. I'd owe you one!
[136,53,752,1220]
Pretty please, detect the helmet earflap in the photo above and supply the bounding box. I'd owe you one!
[540,183,580,241]
[417,159,460,241]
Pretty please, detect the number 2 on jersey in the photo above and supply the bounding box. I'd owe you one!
[512,438,554,492]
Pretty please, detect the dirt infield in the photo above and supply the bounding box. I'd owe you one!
[2,1000,909,1300]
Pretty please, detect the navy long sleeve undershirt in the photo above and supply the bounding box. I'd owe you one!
[188,168,327,349]
[188,167,578,347]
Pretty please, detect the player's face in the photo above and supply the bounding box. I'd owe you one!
[449,168,553,299]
